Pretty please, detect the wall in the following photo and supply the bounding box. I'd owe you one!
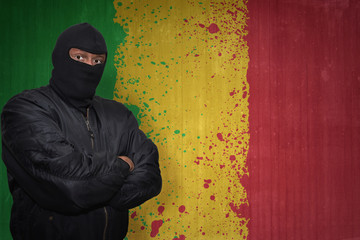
[1,1,249,239]
[1,0,359,240]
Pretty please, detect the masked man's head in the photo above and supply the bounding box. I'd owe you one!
[49,23,107,113]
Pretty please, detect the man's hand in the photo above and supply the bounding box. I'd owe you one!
[118,156,134,172]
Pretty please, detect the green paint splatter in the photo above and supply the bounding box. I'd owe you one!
[146,129,154,138]
[127,77,140,85]
[123,103,141,126]
[114,92,120,99]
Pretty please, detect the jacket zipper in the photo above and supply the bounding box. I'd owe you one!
[83,108,109,240]
[84,108,94,149]
[103,207,109,240]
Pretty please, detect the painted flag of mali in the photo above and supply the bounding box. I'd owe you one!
[2,0,360,240]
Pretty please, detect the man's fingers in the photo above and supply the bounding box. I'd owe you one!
[118,156,135,171]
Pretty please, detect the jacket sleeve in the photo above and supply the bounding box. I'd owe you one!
[109,110,162,210]
[1,95,130,214]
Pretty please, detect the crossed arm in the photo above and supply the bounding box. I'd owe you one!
[118,156,134,172]
[1,95,161,214]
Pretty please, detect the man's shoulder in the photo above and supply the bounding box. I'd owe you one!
[8,85,52,99]
[93,96,138,125]
[93,96,129,114]
[2,86,58,114]
[8,86,52,102]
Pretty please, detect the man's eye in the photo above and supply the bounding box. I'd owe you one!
[94,59,103,64]
[76,55,83,60]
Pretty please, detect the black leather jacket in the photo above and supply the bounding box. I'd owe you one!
[1,86,162,240]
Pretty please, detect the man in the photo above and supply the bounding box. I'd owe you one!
[1,23,162,240]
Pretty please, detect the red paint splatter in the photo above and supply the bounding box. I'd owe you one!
[202,232,206,235]
[195,54,199,57]
[184,19,188,23]
[150,220,163,237]
[173,235,186,240]
[195,156,203,165]
[227,9,238,20]
[131,211,137,219]
[179,205,186,213]
[208,23,220,33]
[220,164,225,169]
[199,23,205,28]
[243,91,248,98]
[203,180,211,189]
[218,52,222,56]
[229,202,249,219]
[210,195,215,201]
[141,226,145,230]
[229,89,236,96]
[230,54,236,60]
[217,133,224,141]
[230,155,236,163]
[158,206,165,215]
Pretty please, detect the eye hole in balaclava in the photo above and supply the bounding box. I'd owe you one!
[49,23,107,114]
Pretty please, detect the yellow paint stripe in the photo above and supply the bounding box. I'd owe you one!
[113,1,249,239]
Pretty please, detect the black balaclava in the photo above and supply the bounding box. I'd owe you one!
[49,23,107,114]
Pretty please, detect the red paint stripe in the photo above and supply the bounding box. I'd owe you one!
[247,0,360,239]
